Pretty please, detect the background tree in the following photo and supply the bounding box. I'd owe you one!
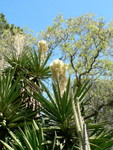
[0,13,23,70]
[38,13,113,125]
[0,13,37,72]
[0,13,23,35]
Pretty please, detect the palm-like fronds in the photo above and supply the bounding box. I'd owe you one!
[0,120,67,150]
[3,49,51,111]
[0,69,36,149]
[27,78,89,149]
[0,120,45,150]
[31,78,73,127]
[4,49,51,81]
[1,47,113,150]
[0,120,77,150]
[28,78,113,150]
[88,123,113,150]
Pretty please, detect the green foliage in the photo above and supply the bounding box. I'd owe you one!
[32,79,73,125]
[85,79,113,124]
[39,13,113,127]
[0,13,113,150]
[28,78,113,149]
[0,120,76,150]
[39,13,113,81]
[88,123,113,150]
[1,77,113,150]
[0,120,45,150]
[0,69,36,149]
[4,49,51,81]
[0,13,23,35]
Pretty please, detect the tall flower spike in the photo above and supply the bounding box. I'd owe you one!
[13,34,25,57]
[38,40,48,60]
[50,59,68,94]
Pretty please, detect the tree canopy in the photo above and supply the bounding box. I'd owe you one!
[39,14,113,83]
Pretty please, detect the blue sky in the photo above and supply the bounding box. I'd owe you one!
[1,0,113,33]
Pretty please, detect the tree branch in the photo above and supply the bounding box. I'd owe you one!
[85,99,113,120]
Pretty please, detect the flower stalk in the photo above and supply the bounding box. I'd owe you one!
[72,96,91,150]
[50,59,67,94]
[38,40,48,61]
[13,34,25,57]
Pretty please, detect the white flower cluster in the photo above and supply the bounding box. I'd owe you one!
[38,40,48,60]
[50,59,68,93]
[13,34,25,56]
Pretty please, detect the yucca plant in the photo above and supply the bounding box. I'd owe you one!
[0,120,71,150]
[3,40,51,111]
[1,72,113,150]
[88,123,113,150]
[4,49,51,81]
[0,120,45,150]
[1,38,113,150]
[0,69,36,149]
[27,76,113,150]
[26,78,87,149]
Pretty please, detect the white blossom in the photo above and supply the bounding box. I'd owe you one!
[13,34,25,56]
[38,40,48,51]
[50,59,68,93]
